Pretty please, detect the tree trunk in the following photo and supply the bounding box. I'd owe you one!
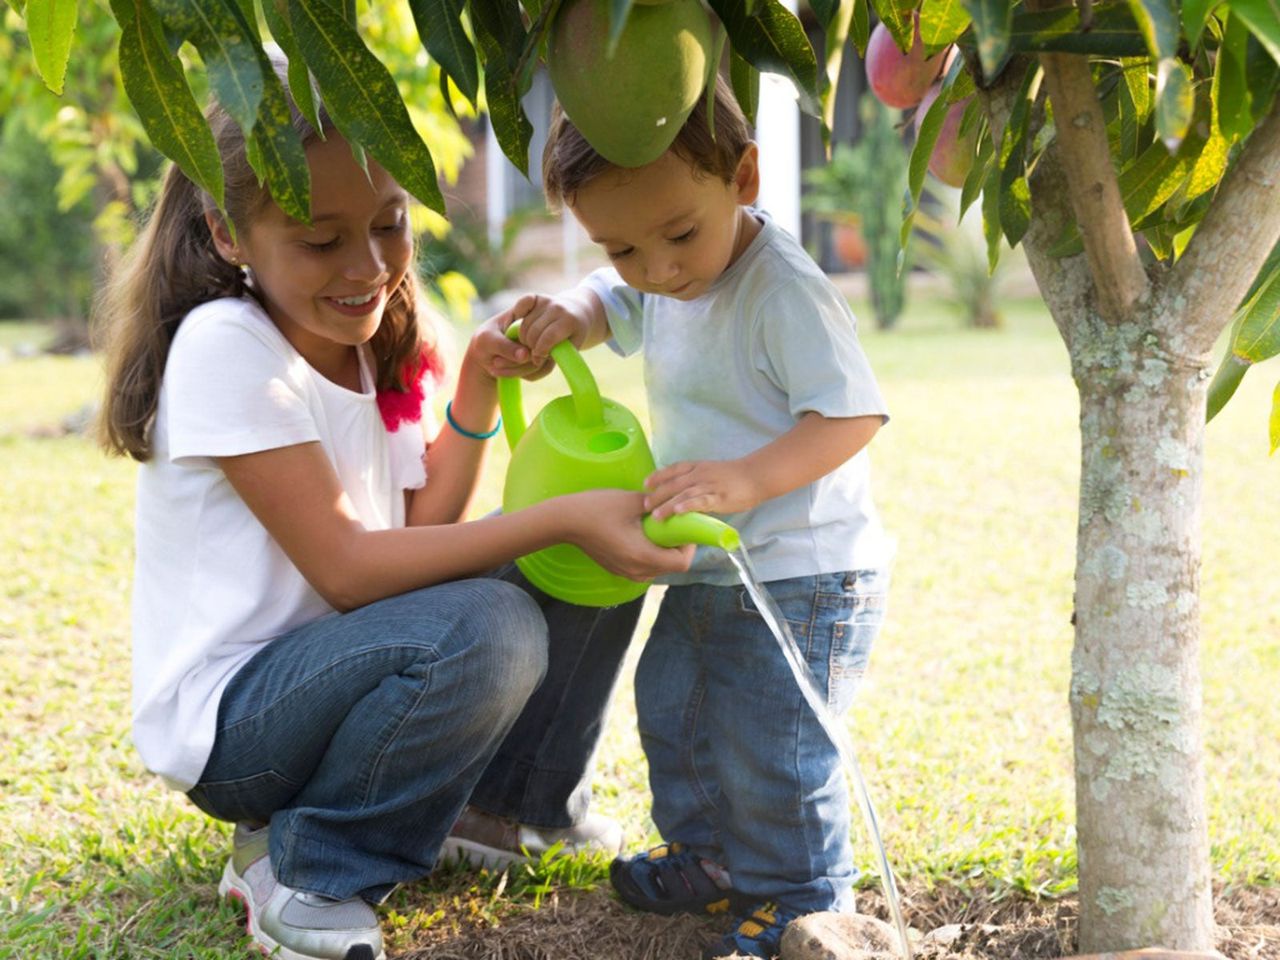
[1068,317,1215,952]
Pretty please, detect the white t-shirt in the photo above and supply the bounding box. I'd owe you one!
[131,296,428,791]
[581,211,891,586]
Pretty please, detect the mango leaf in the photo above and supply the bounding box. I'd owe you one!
[1005,3,1147,56]
[1271,381,1280,453]
[920,0,971,50]
[961,0,1012,80]
[289,0,445,213]
[706,20,727,140]
[1207,253,1280,421]
[470,0,533,176]
[1232,0,1280,64]
[821,0,856,144]
[6,0,26,15]
[981,153,1002,272]
[262,0,322,134]
[25,0,77,95]
[1246,34,1280,124]
[810,0,840,27]
[1180,0,1220,49]
[730,47,760,126]
[850,0,869,55]
[902,55,970,246]
[706,0,823,118]
[1154,57,1193,149]
[250,50,311,223]
[110,0,224,208]
[998,63,1041,246]
[408,0,479,108]
[1127,0,1180,60]
[1217,12,1255,139]
[152,0,264,138]
[871,0,913,51]
[1117,57,1151,162]
[959,124,994,218]
[1116,137,1192,223]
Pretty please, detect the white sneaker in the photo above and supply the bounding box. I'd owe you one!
[439,805,625,870]
[218,824,386,960]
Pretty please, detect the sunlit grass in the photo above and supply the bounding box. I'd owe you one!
[2,296,1276,956]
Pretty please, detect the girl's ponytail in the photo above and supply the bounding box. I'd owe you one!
[96,163,249,461]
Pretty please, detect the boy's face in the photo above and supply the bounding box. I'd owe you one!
[569,145,760,301]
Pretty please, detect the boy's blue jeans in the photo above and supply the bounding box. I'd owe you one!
[186,564,640,903]
[637,569,888,914]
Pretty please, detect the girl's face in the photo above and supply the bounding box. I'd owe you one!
[568,145,760,302]
[210,134,412,383]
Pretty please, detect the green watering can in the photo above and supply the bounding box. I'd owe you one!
[498,321,739,607]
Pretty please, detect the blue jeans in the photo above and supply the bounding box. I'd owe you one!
[637,569,888,914]
[186,564,641,902]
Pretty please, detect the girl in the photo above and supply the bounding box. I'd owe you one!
[96,58,690,960]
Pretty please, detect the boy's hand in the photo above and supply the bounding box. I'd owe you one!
[508,291,596,366]
[643,459,763,520]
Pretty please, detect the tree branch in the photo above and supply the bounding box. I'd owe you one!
[979,56,1092,350]
[1162,96,1280,354]
[1035,47,1149,323]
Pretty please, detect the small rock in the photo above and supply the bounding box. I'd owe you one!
[781,912,902,960]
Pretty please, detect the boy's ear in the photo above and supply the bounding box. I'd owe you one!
[204,211,242,265]
[733,142,761,206]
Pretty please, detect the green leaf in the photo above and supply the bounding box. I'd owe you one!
[408,0,480,108]
[1154,57,1193,149]
[707,20,727,140]
[810,0,841,27]
[706,0,822,118]
[1206,354,1248,421]
[1270,381,1280,453]
[997,63,1041,246]
[905,53,969,219]
[25,0,78,95]
[1217,12,1255,139]
[1126,0,1180,60]
[1117,57,1151,162]
[1232,0,1280,64]
[262,0,322,134]
[1005,3,1147,56]
[850,0,870,54]
[872,0,916,50]
[152,0,265,138]
[251,51,311,223]
[981,152,1002,272]
[1116,137,1190,223]
[961,0,1012,80]
[470,0,533,176]
[289,0,445,213]
[920,0,971,49]
[730,47,760,126]
[822,0,856,144]
[959,125,994,217]
[109,0,224,208]
[1232,261,1280,364]
[1180,0,1220,49]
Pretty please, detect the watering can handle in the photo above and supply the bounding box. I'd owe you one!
[497,320,604,449]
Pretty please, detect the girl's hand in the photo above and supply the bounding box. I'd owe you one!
[469,310,547,380]
[566,489,695,580]
[643,460,763,520]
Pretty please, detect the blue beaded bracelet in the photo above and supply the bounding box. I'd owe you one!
[445,400,501,440]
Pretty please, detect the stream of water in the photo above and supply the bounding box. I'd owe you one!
[726,547,912,960]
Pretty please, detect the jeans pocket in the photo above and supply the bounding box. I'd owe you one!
[187,768,302,824]
[825,571,888,711]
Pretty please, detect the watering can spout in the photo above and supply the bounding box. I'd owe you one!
[643,513,741,552]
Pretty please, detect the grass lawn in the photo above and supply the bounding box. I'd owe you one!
[1,298,1277,957]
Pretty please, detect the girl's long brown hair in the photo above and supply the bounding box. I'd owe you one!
[96,54,437,461]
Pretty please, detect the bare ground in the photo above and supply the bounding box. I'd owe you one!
[396,882,1279,960]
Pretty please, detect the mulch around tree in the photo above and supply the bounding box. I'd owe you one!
[397,882,1279,960]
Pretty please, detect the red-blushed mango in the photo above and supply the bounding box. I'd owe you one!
[548,0,713,167]
[914,85,978,188]
[865,19,952,109]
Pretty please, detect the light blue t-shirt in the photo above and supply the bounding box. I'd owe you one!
[581,211,891,586]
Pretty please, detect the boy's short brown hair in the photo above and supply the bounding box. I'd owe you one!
[542,73,752,208]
